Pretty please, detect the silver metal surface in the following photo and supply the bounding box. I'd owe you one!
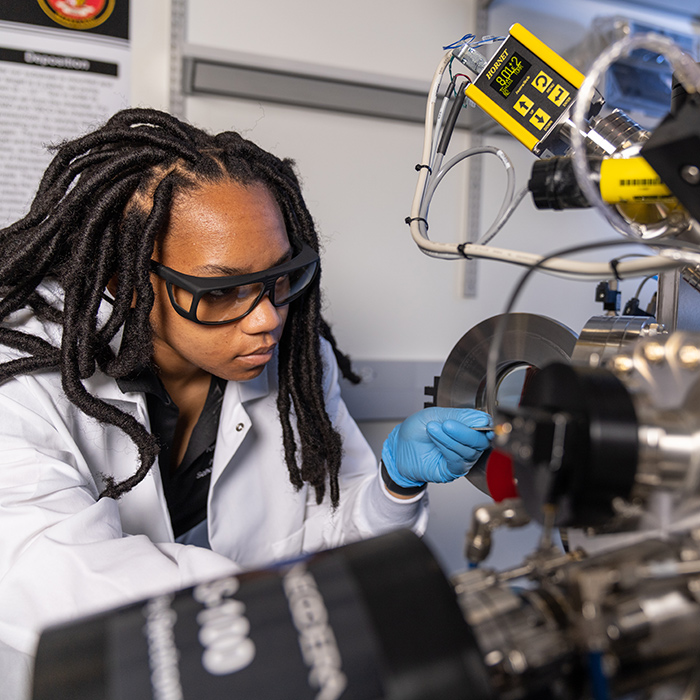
[586,109,648,157]
[658,269,682,333]
[455,535,700,699]
[466,499,531,563]
[614,332,700,499]
[655,269,700,334]
[436,313,578,411]
[571,315,666,367]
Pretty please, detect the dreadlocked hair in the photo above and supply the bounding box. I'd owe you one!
[0,107,360,506]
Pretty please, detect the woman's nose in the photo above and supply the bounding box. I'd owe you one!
[239,293,285,334]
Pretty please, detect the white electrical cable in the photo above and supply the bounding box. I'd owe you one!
[408,44,696,280]
[410,180,681,277]
[419,145,516,247]
[410,152,680,279]
[476,186,528,246]
[430,90,453,170]
[659,248,700,267]
[409,52,453,244]
[456,244,680,278]
[415,53,453,193]
[570,32,700,239]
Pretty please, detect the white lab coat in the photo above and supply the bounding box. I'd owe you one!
[0,281,427,699]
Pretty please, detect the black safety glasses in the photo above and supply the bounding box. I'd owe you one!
[150,243,319,325]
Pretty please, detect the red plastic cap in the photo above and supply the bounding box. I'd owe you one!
[486,449,519,502]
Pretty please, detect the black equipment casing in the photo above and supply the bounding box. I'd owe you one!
[32,530,495,700]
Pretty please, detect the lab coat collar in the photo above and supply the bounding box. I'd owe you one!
[237,363,270,403]
[209,357,274,497]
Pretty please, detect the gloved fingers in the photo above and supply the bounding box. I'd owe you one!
[441,419,493,448]
[426,421,484,467]
[420,407,490,423]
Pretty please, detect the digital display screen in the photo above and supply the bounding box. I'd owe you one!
[489,52,531,99]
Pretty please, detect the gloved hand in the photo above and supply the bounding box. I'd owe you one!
[381,407,493,489]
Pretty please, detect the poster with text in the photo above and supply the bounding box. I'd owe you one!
[0,1,130,227]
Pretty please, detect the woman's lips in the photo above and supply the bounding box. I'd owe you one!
[237,345,276,366]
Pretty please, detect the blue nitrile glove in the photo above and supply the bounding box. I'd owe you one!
[381,407,493,489]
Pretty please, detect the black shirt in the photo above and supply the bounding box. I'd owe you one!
[117,368,226,538]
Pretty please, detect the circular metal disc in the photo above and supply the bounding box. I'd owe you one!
[436,313,578,410]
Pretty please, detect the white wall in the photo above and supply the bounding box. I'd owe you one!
[130,0,171,112]
[186,0,476,82]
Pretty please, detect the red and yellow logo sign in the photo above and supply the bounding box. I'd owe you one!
[37,0,115,30]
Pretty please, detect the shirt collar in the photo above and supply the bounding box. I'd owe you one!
[116,365,170,403]
[116,362,271,404]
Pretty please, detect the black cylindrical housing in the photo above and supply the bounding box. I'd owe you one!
[32,530,495,700]
[528,156,602,210]
[513,362,638,528]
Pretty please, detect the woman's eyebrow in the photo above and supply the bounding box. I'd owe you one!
[195,249,293,276]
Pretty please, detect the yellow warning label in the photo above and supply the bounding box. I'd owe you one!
[600,157,672,202]
[532,71,553,93]
[513,95,534,116]
[548,84,570,106]
[529,108,550,131]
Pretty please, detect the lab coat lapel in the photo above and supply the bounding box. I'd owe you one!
[211,366,270,489]
[83,370,174,541]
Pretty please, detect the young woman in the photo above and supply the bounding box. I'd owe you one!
[0,108,491,696]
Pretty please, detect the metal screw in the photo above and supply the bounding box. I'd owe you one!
[484,650,504,667]
[681,165,700,185]
[612,355,634,375]
[607,625,621,641]
[643,342,665,364]
[680,547,700,562]
[679,344,700,369]
[640,322,665,337]
[582,601,597,620]
[507,650,528,674]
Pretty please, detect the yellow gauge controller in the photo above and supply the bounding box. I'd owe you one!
[465,24,585,155]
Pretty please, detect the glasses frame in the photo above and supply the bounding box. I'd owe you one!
[150,242,320,325]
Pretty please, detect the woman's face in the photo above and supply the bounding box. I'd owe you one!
[149,179,292,382]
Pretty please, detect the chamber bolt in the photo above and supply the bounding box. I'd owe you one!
[640,322,665,337]
[518,444,533,460]
[484,650,504,667]
[679,344,700,369]
[643,342,665,364]
[507,650,528,674]
[612,355,634,374]
[681,164,700,185]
